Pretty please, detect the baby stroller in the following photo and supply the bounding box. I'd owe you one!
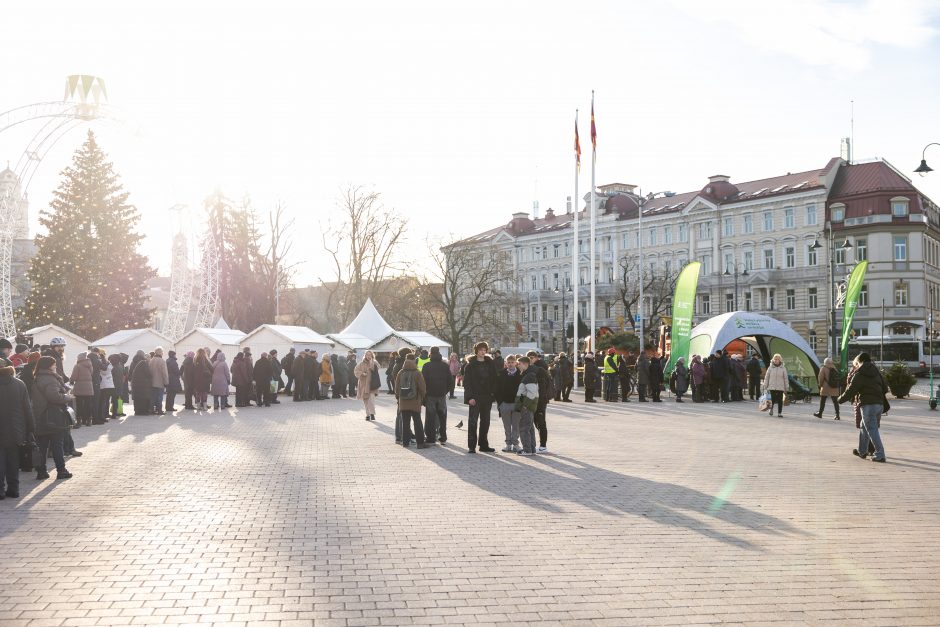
[787,375,812,403]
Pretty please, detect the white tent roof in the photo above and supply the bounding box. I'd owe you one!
[340,298,395,343]
[394,331,451,348]
[22,324,90,343]
[213,317,231,330]
[91,328,173,347]
[326,332,376,350]
[178,327,246,346]
[245,324,334,346]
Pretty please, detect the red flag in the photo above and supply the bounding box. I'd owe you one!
[590,97,597,152]
[575,115,581,172]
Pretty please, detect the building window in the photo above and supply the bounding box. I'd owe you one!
[542,246,548,258]
[763,211,774,231]
[664,259,672,274]
[605,301,612,318]
[785,246,795,268]
[553,305,559,321]
[763,248,775,269]
[831,204,845,222]
[809,330,818,351]
[744,292,752,311]
[564,241,570,257]
[542,304,548,321]
[836,246,848,265]
[664,226,672,244]
[856,238,867,261]
[531,275,537,290]
[698,221,713,240]
[725,293,734,312]
[699,294,711,315]
[564,272,570,288]
[553,273,560,289]
[808,287,818,309]
[891,198,910,217]
[606,266,614,284]
[724,252,734,273]
[743,251,754,272]
[702,254,712,275]
[806,204,817,226]
[784,207,795,229]
[859,284,868,307]
[786,289,796,310]
[723,216,734,237]
[649,228,657,246]
[553,244,560,258]
[743,214,753,234]
[768,288,776,310]
[894,235,907,261]
[622,233,630,249]
[807,244,817,266]
[678,223,688,243]
[895,283,909,306]
[579,239,586,253]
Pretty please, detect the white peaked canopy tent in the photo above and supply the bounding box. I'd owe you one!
[330,299,450,358]
[371,331,451,357]
[687,311,821,388]
[21,324,91,375]
[338,298,395,343]
[240,325,334,358]
[174,328,247,364]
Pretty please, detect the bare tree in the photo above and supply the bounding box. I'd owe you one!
[617,255,680,338]
[421,238,514,354]
[320,185,408,327]
[257,201,299,322]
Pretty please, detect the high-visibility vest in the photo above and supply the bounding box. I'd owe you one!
[603,354,619,374]
[417,357,430,371]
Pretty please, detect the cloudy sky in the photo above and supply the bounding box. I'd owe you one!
[2,0,940,285]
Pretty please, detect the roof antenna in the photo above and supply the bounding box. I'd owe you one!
[850,99,854,164]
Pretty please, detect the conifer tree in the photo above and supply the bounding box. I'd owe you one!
[20,130,155,339]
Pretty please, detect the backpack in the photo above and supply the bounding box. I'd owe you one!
[536,365,554,401]
[398,369,418,400]
[827,366,840,389]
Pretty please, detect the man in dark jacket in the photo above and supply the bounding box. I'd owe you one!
[746,355,762,400]
[269,350,282,404]
[88,349,106,423]
[0,360,34,499]
[710,350,730,402]
[392,348,413,442]
[526,350,552,452]
[253,353,274,407]
[649,355,664,402]
[303,350,317,400]
[463,342,498,453]
[558,353,574,402]
[292,351,306,401]
[281,348,296,396]
[346,353,358,398]
[838,352,888,462]
[583,353,599,402]
[165,351,182,412]
[181,352,196,409]
[331,354,347,398]
[422,347,451,444]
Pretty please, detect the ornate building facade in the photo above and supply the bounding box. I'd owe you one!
[451,156,940,358]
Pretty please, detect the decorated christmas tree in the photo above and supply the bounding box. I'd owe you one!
[19,130,155,339]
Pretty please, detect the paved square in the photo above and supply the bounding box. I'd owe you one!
[2,392,939,626]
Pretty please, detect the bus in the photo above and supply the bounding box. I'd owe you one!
[846,337,934,376]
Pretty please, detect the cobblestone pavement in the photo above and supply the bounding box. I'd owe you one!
[2,392,940,626]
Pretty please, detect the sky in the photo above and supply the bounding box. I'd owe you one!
[2,0,940,286]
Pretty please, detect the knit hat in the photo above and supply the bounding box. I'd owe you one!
[0,338,12,350]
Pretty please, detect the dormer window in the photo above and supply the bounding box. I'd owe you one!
[891,197,910,217]
[830,203,845,222]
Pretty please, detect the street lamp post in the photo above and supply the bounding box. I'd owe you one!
[810,225,853,360]
[528,289,543,349]
[723,262,749,311]
[554,285,572,353]
[914,142,940,176]
[636,189,674,348]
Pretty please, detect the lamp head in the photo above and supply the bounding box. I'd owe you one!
[915,159,933,175]
[809,238,822,250]
[839,238,853,249]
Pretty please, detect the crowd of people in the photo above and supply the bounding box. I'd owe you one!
[0,333,895,500]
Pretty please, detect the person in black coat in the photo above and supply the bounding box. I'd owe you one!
[0,360,34,498]
[526,351,553,451]
[303,351,318,400]
[346,353,358,397]
[331,354,347,398]
[648,355,664,402]
[165,351,182,412]
[746,355,763,400]
[253,353,274,407]
[281,348,296,396]
[462,342,498,453]
[130,351,153,416]
[421,347,452,444]
[583,353,599,402]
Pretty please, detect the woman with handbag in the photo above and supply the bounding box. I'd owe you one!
[31,356,73,480]
[355,351,382,421]
[762,353,789,418]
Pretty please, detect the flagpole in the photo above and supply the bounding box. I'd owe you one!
[590,90,597,354]
[573,109,580,389]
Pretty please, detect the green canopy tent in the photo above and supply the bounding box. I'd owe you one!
[686,312,821,391]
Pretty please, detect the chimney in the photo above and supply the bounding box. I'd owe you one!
[532,200,540,220]
[545,208,555,220]
[708,174,730,183]
[512,211,529,220]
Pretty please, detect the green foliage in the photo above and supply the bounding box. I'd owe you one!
[883,361,916,398]
[19,130,155,339]
[596,332,640,353]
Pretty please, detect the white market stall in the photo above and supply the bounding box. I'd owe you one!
[330,298,451,360]
[21,324,92,375]
[90,328,175,359]
[240,325,334,358]
[370,331,451,358]
[174,327,247,364]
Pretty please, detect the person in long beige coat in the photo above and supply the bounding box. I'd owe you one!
[762,354,789,418]
[814,357,841,420]
[319,354,333,398]
[354,351,380,421]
